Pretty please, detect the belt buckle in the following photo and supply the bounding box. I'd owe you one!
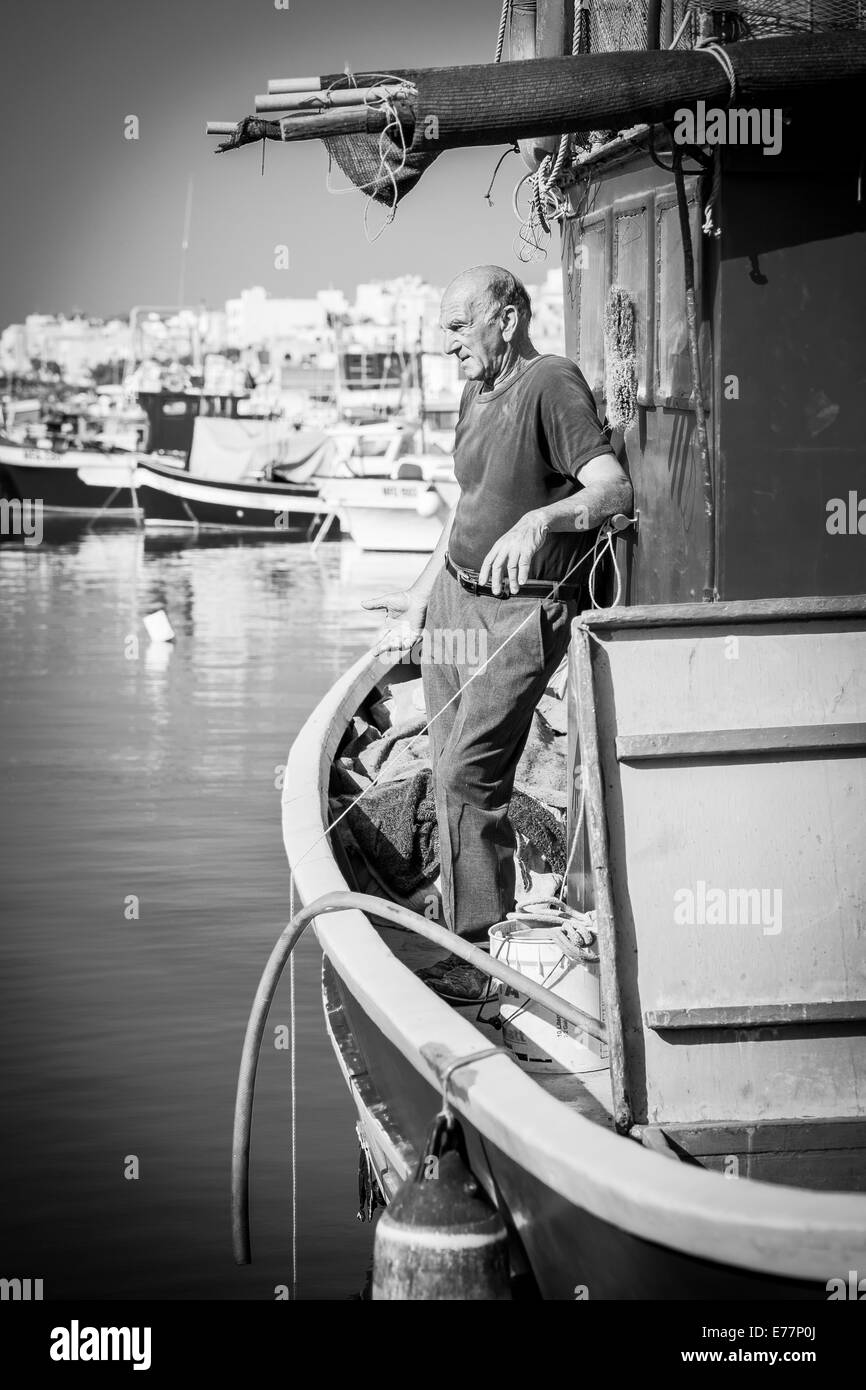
[456,564,479,597]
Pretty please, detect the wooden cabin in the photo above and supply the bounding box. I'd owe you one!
[563,97,866,603]
[560,66,866,1185]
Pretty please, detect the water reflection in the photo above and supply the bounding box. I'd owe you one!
[0,529,419,1299]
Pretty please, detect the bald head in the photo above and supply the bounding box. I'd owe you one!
[441,265,532,328]
[439,265,534,385]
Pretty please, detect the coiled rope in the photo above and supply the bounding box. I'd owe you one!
[512,3,581,260]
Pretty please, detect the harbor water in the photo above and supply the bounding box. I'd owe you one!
[0,521,417,1300]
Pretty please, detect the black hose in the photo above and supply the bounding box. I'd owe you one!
[231,888,606,1264]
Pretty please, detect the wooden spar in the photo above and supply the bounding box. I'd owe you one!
[267,76,322,93]
[267,75,404,95]
[278,108,390,140]
[580,595,866,628]
[205,109,391,144]
[404,35,866,149]
[256,86,396,113]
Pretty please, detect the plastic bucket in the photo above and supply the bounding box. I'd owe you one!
[488,919,606,1074]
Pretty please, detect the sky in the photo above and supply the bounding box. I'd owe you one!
[0,0,553,325]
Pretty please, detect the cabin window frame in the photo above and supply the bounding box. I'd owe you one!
[611,194,654,410]
[571,207,610,407]
[653,188,703,409]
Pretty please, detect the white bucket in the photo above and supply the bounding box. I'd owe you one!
[489,919,607,1074]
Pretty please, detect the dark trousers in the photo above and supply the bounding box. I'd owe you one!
[420,565,576,941]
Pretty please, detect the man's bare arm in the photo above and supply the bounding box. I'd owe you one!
[478,454,633,596]
[539,453,633,533]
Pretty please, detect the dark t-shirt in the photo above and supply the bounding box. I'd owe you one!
[448,354,614,580]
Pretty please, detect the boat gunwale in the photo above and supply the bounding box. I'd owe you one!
[132,459,326,512]
[281,642,866,1283]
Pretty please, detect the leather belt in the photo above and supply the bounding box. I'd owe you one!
[445,553,581,601]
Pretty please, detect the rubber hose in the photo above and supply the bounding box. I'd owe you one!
[232,888,606,1263]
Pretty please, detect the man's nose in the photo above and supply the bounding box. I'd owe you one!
[442,331,459,355]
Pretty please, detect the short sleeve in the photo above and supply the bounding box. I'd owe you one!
[539,360,614,482]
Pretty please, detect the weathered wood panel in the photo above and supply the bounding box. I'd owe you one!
[572,608,866,1129]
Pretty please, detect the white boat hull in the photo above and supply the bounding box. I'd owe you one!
[317,477,458,552]
[281,647,866,1298]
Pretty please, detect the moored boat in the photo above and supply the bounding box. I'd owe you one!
[134,409,342,538]
[0,433,140,518]
[281,631,866,1299]
[224,0,866,1299]
[134,453,338,536]
[317,459,458,552]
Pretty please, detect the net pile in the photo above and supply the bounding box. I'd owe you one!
[587,0,866,53]
[322,129,437,210]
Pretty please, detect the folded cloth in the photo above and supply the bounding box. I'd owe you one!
[416,955,492,1003]
[345,765,565,898]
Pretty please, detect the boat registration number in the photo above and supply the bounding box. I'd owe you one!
[381,484,420,499]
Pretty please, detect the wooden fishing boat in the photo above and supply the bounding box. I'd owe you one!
[0,434,140,518]
[134,410,342,538]
[282,611,866,1299]
[134,454,339,536]
[221,0,866,1298]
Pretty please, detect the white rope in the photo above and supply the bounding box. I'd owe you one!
[285,545,598,862]
[696,38,738,104]
[558,774,585,901]
[668,7,694,50]
[322,70,417,242]
[281,539,603,1289]
[512,0,580,260]
[556,519,623,900]
[589,521,623,609]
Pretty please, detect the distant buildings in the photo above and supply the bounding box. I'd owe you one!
[0,314,130,385]
[224,287,327,358]
[0,269,566,390]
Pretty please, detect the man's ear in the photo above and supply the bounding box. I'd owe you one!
[500,305,519,341]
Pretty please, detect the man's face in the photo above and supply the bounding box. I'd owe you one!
[439,288,507,384]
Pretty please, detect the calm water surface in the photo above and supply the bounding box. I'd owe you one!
[0,521,417,1300]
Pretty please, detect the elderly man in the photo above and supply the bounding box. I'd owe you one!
[363,265,632,999]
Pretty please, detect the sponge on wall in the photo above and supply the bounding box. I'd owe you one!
[604,285,638,433]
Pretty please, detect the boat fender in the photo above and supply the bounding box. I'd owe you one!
[372,1112,511,1300]
[415,487,441,518]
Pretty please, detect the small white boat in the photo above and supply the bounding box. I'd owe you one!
[316,460,458,552]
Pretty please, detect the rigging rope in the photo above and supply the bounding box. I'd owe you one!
[323,71,417,241]
[512,1,580,260]
[494,0,511,62]
[277,519,629,1292]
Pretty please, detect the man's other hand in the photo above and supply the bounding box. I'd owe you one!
[478,511,549,596]
[361,588,427,659]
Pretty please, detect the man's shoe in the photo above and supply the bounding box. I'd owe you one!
[416,953,492,1004]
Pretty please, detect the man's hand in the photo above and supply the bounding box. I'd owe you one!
[361,588,428,660]
[478,511,549,596]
